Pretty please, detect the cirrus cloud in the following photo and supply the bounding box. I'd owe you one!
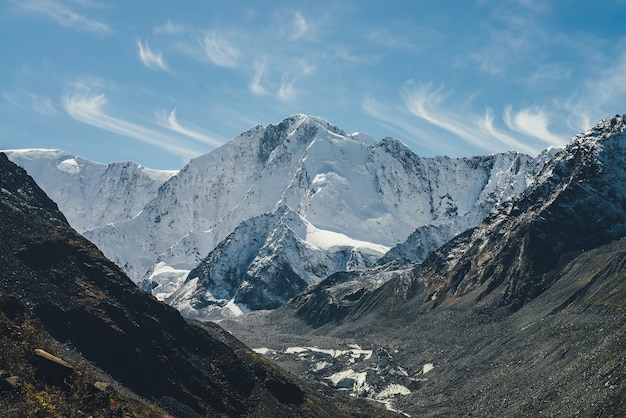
[200,32,240,67]
[11,0,111,34]
[62,80,203,160]
[503,105,563,146]
[157,109,223,147]
[137,40,169,72]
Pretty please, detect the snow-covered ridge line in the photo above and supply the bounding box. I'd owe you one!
[3,149,176,233]
[4,114,549,319]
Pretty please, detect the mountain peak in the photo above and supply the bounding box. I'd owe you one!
[286,114,347,135]
[583,113,626,139]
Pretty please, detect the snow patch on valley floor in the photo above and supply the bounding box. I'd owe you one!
[422,363,434,374]
[258,343,415,415]
[377,383,411,399]
[326,369,369,395]
[284,346,373,360]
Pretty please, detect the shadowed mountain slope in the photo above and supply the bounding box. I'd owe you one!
[0,152,392,417]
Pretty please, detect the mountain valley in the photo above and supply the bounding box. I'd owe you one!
[221,114,626,416]
[3,114,626,416]
[0,152,392,417]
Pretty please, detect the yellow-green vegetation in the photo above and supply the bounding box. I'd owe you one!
[384,287,409,312]
[589,271,626,311]
[0,304,168,417]
[23,383,63,418]
[240,348,288,380]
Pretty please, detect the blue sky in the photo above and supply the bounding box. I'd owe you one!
[2,0,626,169]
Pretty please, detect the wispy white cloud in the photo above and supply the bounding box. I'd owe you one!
[362,95,437,150]
[154,18,184,35]
[2,90,60,117]
[12,0,111,34]
[370,81,546,155]
[250,60,269,95]
[401,82,493,150]
[288,11,309,40]
[248,56,314,101]
[28,92,60,116]
[62,81,201,160]
[137,40,169,72]
[157,109,223,147]
[503,105,562,146]
[479,107,536,153]
[561,53,626,132]
[200,32,239,67]
[278,77,296,102]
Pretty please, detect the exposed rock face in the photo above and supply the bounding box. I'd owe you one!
[165,205,386,320]
[421,114,626,310]
[0,153,391,417]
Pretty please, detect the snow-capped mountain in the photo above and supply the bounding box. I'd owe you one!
[165,205,388,320]
[81,115,543,317]
[379,146,560,264]
[5,115,547,319]
[291,114,626,327]
[3,149,176,233]
[222,117,626,418]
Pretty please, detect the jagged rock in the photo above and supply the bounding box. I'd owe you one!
[93,381,115,394]
[93,381,109,391]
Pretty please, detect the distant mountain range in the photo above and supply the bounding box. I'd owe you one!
[5,114,553,319]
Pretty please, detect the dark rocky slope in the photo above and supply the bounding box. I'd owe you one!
[0,153,392,417]
[223,115,626,416]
